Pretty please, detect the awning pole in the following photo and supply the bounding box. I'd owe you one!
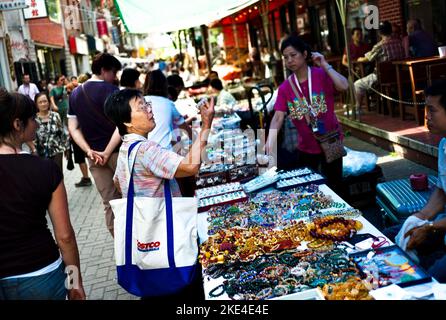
[201,24,212,73]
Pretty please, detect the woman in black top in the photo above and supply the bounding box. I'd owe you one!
[0,89,85,300]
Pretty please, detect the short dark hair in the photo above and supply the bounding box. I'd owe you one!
[91,53,122,76]
[0,89,37,149]
[167,74,185,91]
[379,21,392,36]
[210,78,223,91]
[143,69,168,98]
[351,27,362,35]
[120,68,140,88]
[425,79,446,110]
[280,34,312,62]
[167,86,179,101]
[104,89,141,136]
[70,76,77,81]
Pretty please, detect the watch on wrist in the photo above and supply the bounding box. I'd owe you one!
[427,221,437,232]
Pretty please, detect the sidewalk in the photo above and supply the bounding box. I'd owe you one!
[63,166,138,300]
[63,135,438,300]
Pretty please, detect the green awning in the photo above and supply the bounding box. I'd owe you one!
[114,0,259,33]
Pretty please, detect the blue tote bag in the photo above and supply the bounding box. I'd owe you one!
[110,141,199,297]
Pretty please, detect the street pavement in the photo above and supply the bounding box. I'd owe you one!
[62,135,437,300]
[63,166,138,300]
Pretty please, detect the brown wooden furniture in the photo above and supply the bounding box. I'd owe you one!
[393,56,446,125]
[427,62,446,86]
[376,61,398,117]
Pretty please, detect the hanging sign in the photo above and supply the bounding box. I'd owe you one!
[23,0,47,19]
[0,0,27,11]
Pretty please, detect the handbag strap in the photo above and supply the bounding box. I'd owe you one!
[124,140,143,265]
[163,180,176,268]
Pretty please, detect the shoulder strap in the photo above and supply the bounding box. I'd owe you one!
[288,75,301,101]
[124,140,143,265]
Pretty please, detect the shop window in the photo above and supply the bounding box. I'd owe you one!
[348,0,378,46]
[14,61,38,86]
[404,0,446,46]
[47,0,62,24]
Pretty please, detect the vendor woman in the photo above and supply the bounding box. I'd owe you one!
[266,34,349,193]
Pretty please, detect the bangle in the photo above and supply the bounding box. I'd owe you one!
[325,64,334,72]
[209,284,225,298]
[427,221,438,233]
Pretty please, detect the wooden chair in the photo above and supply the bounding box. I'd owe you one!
[427,63,446,86]
[376,61,398,117]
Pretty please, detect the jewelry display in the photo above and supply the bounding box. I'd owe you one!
[206,189,334,231]
[197,164,258,188]
[322,277,374,300]
[242,166,279,193]
[196,153,377,300]
[196,182,242,199]
[204,246,362,300]
[276,173,326,191]
[198,191,248,212]
[278,167,314,179]
[309,216,362,242]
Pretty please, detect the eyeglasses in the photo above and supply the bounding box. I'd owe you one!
[136,100,152,112]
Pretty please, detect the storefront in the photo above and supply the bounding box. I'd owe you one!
[35,44,65,80]
[68,35,90,75]
[0,12,12,90]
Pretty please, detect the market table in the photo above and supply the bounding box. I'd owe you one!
[197,184,439,300]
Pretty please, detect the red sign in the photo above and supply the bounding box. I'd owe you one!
[68,36,77,54]
[96,19,108,37]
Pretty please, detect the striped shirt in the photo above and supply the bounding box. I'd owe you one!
[113,134,183,198]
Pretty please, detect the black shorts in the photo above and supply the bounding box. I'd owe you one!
[72,140,86,164]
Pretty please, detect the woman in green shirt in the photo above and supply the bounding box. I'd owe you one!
[50,75,68,126]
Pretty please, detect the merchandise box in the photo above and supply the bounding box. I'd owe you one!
[350,245,432,288]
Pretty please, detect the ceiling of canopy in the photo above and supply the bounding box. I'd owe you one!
[114,0,260,33]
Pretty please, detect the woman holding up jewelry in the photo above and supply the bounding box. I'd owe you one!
[265,34,349,193]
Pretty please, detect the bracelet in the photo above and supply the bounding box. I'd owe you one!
[325,64,334,72]
[209,284,225,298]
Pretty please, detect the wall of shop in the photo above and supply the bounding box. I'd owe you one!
[377,0,404,29]
[0,12,12,90]
[28,18,64,47]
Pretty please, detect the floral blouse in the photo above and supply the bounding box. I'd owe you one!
[34,112,68,158]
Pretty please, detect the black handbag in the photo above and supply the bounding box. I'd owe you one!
[66,141,74,170]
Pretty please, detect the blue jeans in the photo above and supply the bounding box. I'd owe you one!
[0,263,67,300]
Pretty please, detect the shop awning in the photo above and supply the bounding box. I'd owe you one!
[114,0,259,33]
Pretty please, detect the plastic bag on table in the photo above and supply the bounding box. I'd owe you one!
[342,147,377,177]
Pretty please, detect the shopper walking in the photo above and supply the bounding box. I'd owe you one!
[0,89,85,300]
[68,53,122,237]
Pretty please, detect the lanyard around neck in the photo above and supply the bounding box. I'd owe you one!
[293,66,312,106]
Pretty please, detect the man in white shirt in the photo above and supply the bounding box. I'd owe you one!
[18,74,39,101]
